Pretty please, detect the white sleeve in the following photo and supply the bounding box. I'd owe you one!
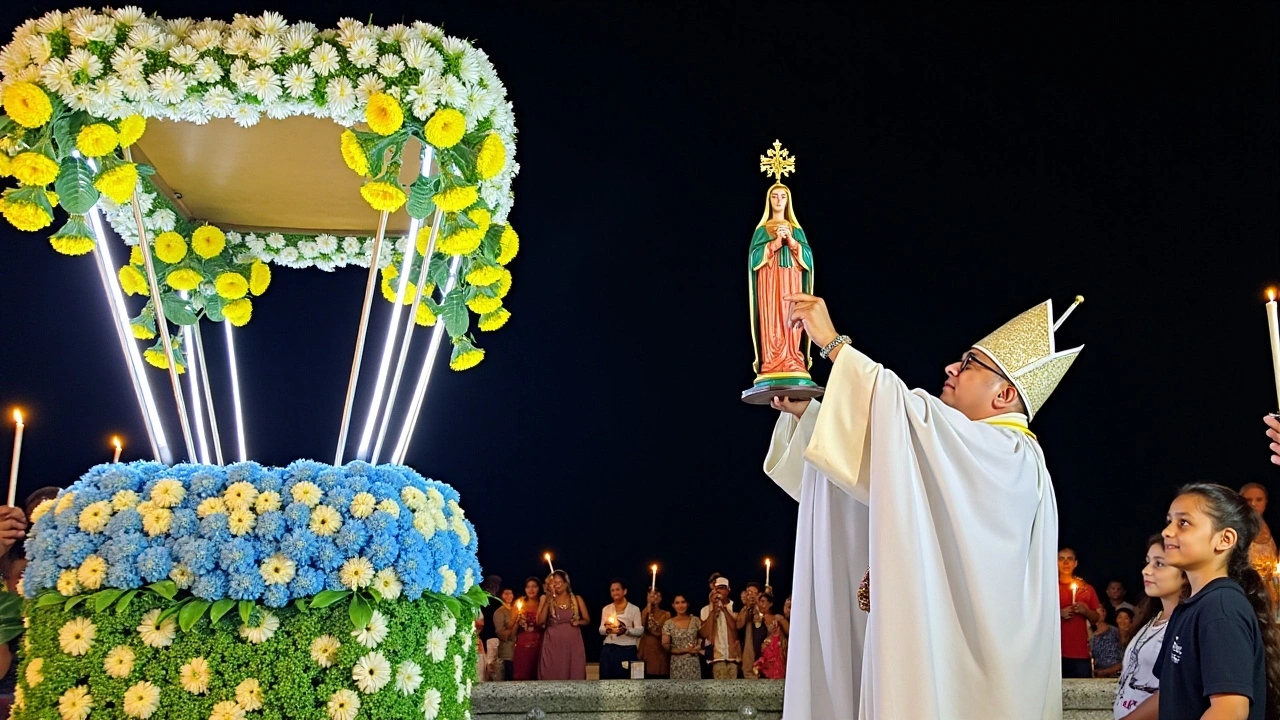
[763,400,821,502]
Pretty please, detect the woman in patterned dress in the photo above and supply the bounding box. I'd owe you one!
[752,593,789,679]
[662,594,703,680]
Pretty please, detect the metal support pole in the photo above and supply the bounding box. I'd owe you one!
[334,210,391,465]
[391,255,462,465]
[224,322,248,462]
[180,321,210,464]
[192,322,224,465]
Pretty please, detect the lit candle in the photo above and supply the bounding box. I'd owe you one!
[1070,582,1078,604]
[1267,289,1280,411]
[112,436,122,463]
[517,599,524,613]
[544,552,555,575]
[650,564,658,592]
[8,410,22,508]
[765,558,772,588]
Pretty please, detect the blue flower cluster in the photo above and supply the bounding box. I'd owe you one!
[24,459,482,607]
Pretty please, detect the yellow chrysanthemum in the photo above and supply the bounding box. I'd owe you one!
[1,198,53,232]
[142,507,172,536]
[25,657,44,687]
[350,493,376,519]
[122,680,160,718]
[112,490,140,511]
[50,235,96,256]
[497,225,519,265]
[249,260,271,295]
[153,231,187,263]
[58,685,93,720]
[360,181,406,212]
[290,481,322,507]
[56,492,77,515]
[423,108,466,148]
[258,554,296,586]
[78,500,113,533]
[150,479,186,508]
[224,298,253,327]
[166,268,203,291]
[224,481,258,510]
[130,245,143,265]
[104,645,135,679]
[191,225,226,258]
[495,268,513,298]
[118,265,147,296]
[117,115,146,147]
[78,555,107,590]
[465,264,503,287]
[479,308,511,331]
[414,301,436,327]
[76,124,120,158]
[57,570,81,596]
[449,346,485,371]
[29,498,55,524]
[437,227,482,256]
[254,490,281,514]
[131,323,155,339]
[466,295,502,314]
[10,152,59,186]
[59,617,97,656]
[227,508,255,536]
[309,505,342,536]
[2,82,53,128]
[476,133,507,179]
[364,93,403,136]
[0,153,10,178]
[143,349,185,374]
[93,163,138,204]
[196,497,226,518]
[215,272,248,300]
[340,130,369,176]
[467,208,492,234]
[432,185,478,214]
[235,678,264,712]
[179,657,210,695]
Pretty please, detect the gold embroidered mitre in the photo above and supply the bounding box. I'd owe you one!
[971,297,1084,420]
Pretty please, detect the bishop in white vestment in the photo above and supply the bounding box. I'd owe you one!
[765,296,1084,720]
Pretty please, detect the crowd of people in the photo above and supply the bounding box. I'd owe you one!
[471,571,791,682]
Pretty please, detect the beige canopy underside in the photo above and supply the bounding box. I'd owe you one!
[133,116,424,236]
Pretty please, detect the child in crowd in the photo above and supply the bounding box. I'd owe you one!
[1113,534,1188,719]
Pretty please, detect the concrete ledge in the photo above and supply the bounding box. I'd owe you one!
[472,678,1119,719]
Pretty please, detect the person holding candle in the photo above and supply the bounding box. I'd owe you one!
[511,577,544,681]
[597,579,644,679]
[1058,547,1102,678]
[766,295,1084,719]
[1240,483,1279,605]
[737,582,764,678]
[1266,415,1280,466]
[662,594,703,680]
[752,592,789,679]
[537,570,588,680]
[637,588,671,679]
[700,576,741,679]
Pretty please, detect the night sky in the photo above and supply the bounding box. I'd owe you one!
[1,1,1278,659]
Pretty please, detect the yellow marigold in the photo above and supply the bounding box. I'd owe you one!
[46,190,58,207]
[117,115,146,147]
[166,268,203,291]
[94,163,139,204]
[465,264,503,287]
[497,225,519,265]
[50,236,95,256]
[76,124,120,158]
[216,272,248,300]
[224,298,252,327]
[478,308,511,331]
[449,344,484,371]
[131,323,155,339]
[129,246,143,265]
[432,185,478,214]
[475,133,507,179]
[340,130,369,176]
[249,260,271,295]
[364,93,403,136]
[11,152,59,186]
[380,275,416,304]
[435,227,482,256]
[467,208,492,234]
[466,295,502,314]
[191,225,225,259]
[118,265,148,296]
[1,198,53,232]
[423,108,466,148]
[153,232,187,264]
[415,301,436,327]
[144,349,185,374]
[2,82,53,129]
[495,268,512,298]
[360,181,406,213]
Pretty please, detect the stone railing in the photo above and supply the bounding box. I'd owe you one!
[472,678,1119,719]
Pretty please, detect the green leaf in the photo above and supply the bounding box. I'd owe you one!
[209,598,236,624]
[349,592,372,630]
[293,598,310,614]
[179,600,211,632]
[407,175,439,220]
[442,595,463,619]
[440,288,469,338]
[0,592,24,619]
[137,164,156,177]
[56,157,99,214]
[0,622,25,645]
[160,294,198,326]
[367,586,383,603]
[203,293,225,323]
[309,590,351,609]
[116,589,139,615]
[238,600,253,625]
[35,592,66,609]
[92,589,124,612]
[64,595,88,612]
[148,580,178,600]
[158,600,187,625]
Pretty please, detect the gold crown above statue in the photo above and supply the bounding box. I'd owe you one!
[971,296,1085,420]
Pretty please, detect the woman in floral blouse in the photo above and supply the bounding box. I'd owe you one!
[661,594,703,680]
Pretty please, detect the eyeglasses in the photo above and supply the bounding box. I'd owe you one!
[959,352,1011,383]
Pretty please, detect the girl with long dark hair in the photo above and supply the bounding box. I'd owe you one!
[1113,534,1188,719]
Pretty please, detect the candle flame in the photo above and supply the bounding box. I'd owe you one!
[651,564,657,572]
[766,558,771,567]
[11,409,21,424]
[112,436,121,449]
[1071,582,1078,590]
[1270,288,1277,302]
[544,553,551,561]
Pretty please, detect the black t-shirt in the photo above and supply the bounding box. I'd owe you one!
[1153,577,1265,720]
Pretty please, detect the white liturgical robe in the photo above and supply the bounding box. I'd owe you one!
[764,346,1061,720]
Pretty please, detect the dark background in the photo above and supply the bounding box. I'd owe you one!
[1,1,1277,659]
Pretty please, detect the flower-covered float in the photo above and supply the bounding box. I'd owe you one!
[0,7,523,719]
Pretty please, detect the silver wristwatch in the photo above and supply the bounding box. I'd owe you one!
[819,334,851,360]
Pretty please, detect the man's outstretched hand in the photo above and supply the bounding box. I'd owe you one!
[783,293,838,351]
[771,396,811,419]
[0,507,26,555]
[1267,414,1280,466]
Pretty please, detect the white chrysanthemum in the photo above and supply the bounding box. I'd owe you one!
[235,678,263,711]
[166,17,196,38]
[113,6,145,25]
[327,689,360,720]
[255,11,288,36]
[453,654,464,682]
[59,617,97,656]
[121,73,150,102]
[442,36,470,56]
[39,59,76,94]
[282,63,316,99]
[89,77,126,116]
[169,563,195,590]
[66,47,104,79]
[104,645,135,678]
[227,58,252,87]
[149,67,191,104]
[463,567,476,593]
[247,36,282,64]
[453,516,472,546]
[347,37,378,68]
[151,478,187,508]
[375,53,405,78]
[138,609,177,648]
[442,610,458,638]
[310,634,341,667]
[201,86,236,116]
[209,700,245,720]
[421,687,442,720]
[283,27,314,55]
[167,44,200,66]
[179,657,210,694]
[188,28,221,51]
[309,42,340,76]
[57,570,81,596]
[352,651,392,693]
[339,556,375,590]
[369,569,402,602]
[227,507,256,536]
[262,232,286,249]
[25,35,52,66]
[457,50,483,84]
[383,23,411,43]
[122,680,160,719]
[192,57,223,83]
[222,29,253,56]
[439,76,468,109]
[77,555,107,590]
[290,480,323,506]
[239,611,279,644]
[398,39,439,72]
[244,66,282,103]
[25,657,44,686]
[58,685,93,720]
[298,240,319,258]
[354,73,385,103]
[310,505,343,536]
[259,554,297,585]
[127,24,163,50]
[224,481,258,509]
[392,659,423,695]
[36,10,65,33]
[277,247,300,265]
[425,627,448,662]
[376,498,400,517]
[413,512,435,538]
[352,609,389,649]
[316,234,340,254]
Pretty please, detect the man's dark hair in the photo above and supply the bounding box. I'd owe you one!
[609,578,627,591]
[744,582,762,592]
[707,572,721,586]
